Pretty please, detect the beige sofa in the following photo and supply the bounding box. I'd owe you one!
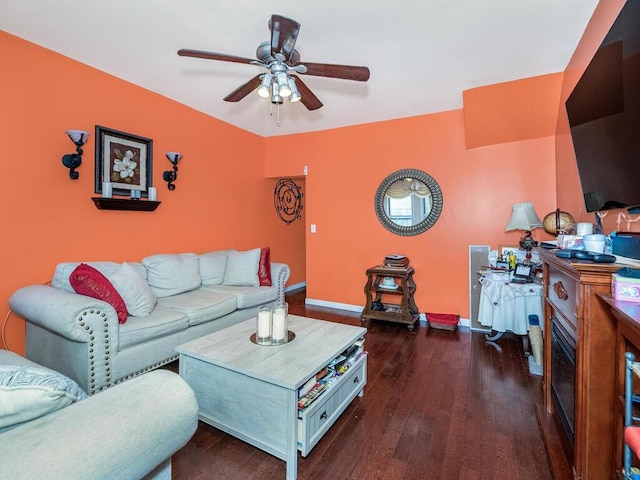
[0,349,198,480]
[9,248,290,395]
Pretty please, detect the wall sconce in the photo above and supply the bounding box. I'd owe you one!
[61,130,90,179]
[163,152,182,190]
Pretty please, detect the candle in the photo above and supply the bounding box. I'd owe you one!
[272,311,286,342]
[271,303,288,343]
[102,182,112,198]
[148,187,157,202]
[257,308,271,341]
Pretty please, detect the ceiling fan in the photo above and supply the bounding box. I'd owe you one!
[177,14,370,111]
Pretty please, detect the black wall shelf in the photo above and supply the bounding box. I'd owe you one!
[92,197,161,211]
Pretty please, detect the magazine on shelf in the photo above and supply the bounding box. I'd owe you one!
[297,337,366,412]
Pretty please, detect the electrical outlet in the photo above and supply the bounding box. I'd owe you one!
[310,224,317,233]
[303,165,308,175]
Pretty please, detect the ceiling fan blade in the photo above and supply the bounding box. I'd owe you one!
[223,75,263,102]
[269,14,300,62]
[299,62,370,82]
[289,49,301,66]
[291,75,323,111]
[178,49,256,65]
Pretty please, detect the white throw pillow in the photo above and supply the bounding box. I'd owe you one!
[0,365,87,431]
[199,249,235,285]
[109,262,157,317]
[223,249,261,287]
[142,253,201,297]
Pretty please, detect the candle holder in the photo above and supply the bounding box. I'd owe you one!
[102,182,112,198]
[250,303,295,346]
[256,305,272,345]
[271,302,289,345]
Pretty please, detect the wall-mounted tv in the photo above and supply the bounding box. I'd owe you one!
[566,0,640,212]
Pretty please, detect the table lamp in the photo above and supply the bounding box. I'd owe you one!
[506,202,543,263]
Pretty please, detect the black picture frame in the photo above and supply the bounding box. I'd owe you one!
[94,126,153,197]
[495,260,510,270]
[513,263,533,280]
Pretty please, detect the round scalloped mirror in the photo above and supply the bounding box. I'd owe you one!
[374,169,443,236]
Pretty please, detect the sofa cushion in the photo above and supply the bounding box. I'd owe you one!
[69,264,129,324]
[258,247,272,286]
[142,253,201,298]
[118,305,190,349]
[109,262,157,317]
[0,363,87,432]
[157,289,237,326]
[223,249,261,287]
[199,249,235,285]
[52,261,147,292]
[202,284,278,309]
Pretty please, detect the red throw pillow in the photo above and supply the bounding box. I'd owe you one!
[258,247,272,286]
[69,263,129,324]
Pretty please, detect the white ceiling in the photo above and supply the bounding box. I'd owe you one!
[1,0,599,137]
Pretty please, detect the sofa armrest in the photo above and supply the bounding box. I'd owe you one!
[0,370,198,480]
[10,285,119,343]
[270,262,291,303]
[9,285,121,394]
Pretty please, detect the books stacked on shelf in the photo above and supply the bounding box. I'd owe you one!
[297,337,366,412]
[384,254,409,267]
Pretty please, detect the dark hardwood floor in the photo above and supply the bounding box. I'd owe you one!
[172,289,554,480]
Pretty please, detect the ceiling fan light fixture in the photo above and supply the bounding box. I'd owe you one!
[276,72,291,97]
[288,77,301,103]
[257,73,273,98]
[271,83,283,104]
[279,83,292,97]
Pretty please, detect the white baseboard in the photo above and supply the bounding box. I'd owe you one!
[305,297,362,313]
[294,292,469,328]
[285,282,306,292]
[459,317,471,328]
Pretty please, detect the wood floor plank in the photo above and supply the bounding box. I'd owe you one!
[172,289,554,480]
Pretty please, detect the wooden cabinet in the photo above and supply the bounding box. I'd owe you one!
[598,293,640,477]
[361,265,419,331]
[539,249,618,479]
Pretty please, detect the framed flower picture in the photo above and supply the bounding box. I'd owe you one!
[94,126,153,197]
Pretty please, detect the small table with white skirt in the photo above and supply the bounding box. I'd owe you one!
[478,273,543,341]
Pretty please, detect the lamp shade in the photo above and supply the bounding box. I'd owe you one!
[506,202,543,231]
[66,130,90,144]
[257,73,272,98]
[165,152,182,164]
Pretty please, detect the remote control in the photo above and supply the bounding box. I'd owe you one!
[555,249,616,263]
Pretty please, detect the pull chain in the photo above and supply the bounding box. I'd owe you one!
[268,102,281,127]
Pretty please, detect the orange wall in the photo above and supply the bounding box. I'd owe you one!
[464,73,564,148]
[266,107,558,317]
[0,31,306,353]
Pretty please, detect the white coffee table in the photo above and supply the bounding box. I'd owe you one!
[176,315,367,480]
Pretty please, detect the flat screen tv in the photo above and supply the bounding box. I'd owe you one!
[566,0,640,212]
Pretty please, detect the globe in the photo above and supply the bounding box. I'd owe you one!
[543,209,575,236]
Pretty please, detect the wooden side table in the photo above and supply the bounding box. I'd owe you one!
[361,265,419,331]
